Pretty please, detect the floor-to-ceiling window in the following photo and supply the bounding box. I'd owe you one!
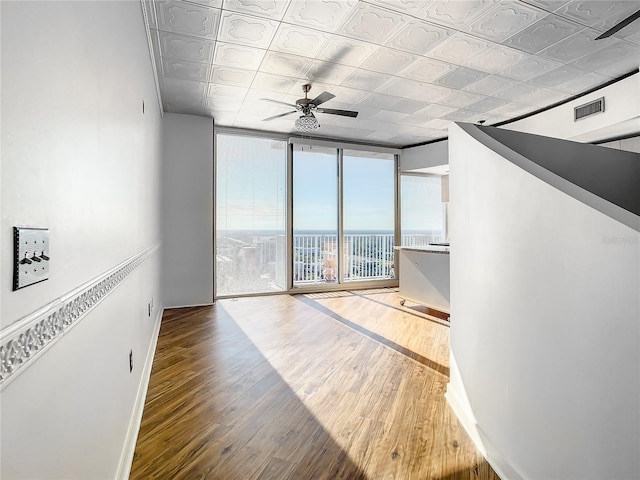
[216,132,398,296]
[216,133,286,296]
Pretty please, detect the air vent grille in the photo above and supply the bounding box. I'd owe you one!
[574,97,605,121]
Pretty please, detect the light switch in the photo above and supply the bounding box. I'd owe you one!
[13,227,49,290]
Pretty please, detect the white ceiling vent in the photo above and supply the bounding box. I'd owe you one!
[574,97,605,121]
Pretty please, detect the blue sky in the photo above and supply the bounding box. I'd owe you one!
[216,134,442,232]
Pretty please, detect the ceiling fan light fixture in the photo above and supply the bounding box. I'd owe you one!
[295,113,319,133]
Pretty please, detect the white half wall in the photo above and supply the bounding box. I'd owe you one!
[162,113,214,307]
[448,123,640,479]
[1,1,163,478]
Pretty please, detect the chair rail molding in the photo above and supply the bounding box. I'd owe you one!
[0,245,159,390]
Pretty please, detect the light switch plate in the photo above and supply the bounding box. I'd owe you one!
[13,227,50,290]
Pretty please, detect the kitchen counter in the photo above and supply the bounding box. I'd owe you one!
[396,246,450,315]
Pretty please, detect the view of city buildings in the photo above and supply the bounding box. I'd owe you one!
[216,230,444,296]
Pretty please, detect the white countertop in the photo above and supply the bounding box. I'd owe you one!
[395,245,450,254]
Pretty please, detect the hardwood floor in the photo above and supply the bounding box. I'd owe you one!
[130,289,499,480]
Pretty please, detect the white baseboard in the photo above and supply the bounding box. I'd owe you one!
[116,306,164,480]
[446,352,523,480]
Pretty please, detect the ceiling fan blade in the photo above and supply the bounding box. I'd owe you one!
[260,98,298,108]
[311,91,335,106]
[317,108,358,118]
[595,8,640,39]
[262,111,297,121]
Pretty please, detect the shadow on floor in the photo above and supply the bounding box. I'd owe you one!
[130,305,368,480]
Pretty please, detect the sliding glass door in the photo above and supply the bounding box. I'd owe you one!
[292,146,338,286]
[292,145,396,288]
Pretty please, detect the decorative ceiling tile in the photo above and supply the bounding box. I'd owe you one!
[357,92,404,110]
[570,41,640,77]
[442,108,482,122]
[490,100,534,117]
[464,44,527,73]
[211,111,236,125]
[386,19,453,55]
[399,57,455,82]
[537,27,612,63]
[207,83,248,98]
[591,4,640,36]
[394,113,436,127]
[495,83,567,107]
[522,0,570,12]
[342,69,394,91]
[214,42,266,70]
[387,98,431,114]
[368,0,429,16]
[217,11,278,48]
[163,57,212,82]
[555,71,613,94]
[259,51,313,77]
[162,76,208,98]
[270,23,331,57]
[465,1,546,42]
[156,1,221,39]
[316,36,379,67]
[158,31,215,63]
[423,118,452,130]
[503,15,582,54]
[415,83,458,104]
[419,0,498,28]
[324,85,369,104]
[211,65,255,86]
[436,66,488,89]
[371,110,410,124]
[283,0,358,32]
[438,89,486,109]
[206,96,244,113]
[251,72,299,93]
[415,103,457,118]
[338,3,409,44]
[359,47,418,75]
[500,55,562,81]
[376,77,451,103]
[187,0,222,7]
[555,1,638,27]
[529,65,590,90]
[463,74,520,95]
[426,32,493,64]
[304,61,355,85]
[222,0,291,20]
[466,96,512,113]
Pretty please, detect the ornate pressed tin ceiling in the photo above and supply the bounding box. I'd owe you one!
[144,0,640,147]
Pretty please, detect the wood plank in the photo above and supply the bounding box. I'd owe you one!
[130,290,499,480]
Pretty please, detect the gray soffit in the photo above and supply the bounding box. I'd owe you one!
[145,0,640,148]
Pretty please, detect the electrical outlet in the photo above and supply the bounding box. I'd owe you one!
[129,349,133,373]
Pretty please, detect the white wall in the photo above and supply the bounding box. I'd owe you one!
[506,73,639,143]
[1,1,163,478]
[448,123,639,479]
[162,113,214,307]
[600,135,640,153]
[400,140,448,172]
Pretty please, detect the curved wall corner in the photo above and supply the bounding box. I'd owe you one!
[447,123,640,479]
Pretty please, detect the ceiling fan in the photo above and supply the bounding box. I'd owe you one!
[260,84,358,133]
